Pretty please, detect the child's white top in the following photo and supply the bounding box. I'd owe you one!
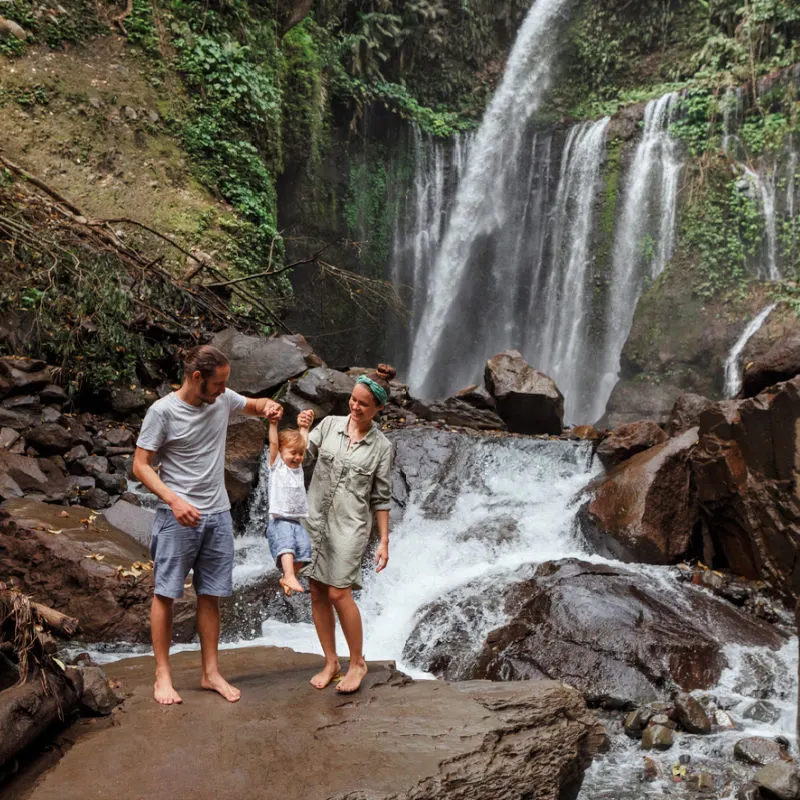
[268,452,308,519]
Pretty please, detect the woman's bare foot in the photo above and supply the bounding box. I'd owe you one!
[336,660,368,694]
[310,659,341,689]
[280,575,305,595]
[201,671,241,702]
[154,671,182,705]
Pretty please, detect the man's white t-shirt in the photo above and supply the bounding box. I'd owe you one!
[136,388,247,513]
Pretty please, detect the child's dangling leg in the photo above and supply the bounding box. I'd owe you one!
[279,552,305,596]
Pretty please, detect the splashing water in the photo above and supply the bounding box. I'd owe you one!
[723,303,777,398]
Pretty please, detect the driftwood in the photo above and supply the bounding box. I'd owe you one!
[0,16,28,40]
[30,603,79,638]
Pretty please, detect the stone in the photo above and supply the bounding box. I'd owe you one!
[601,379,684,429]
[714,709,736,729]
[40,406,63,424]
[596,420,667,468]
[667,393,715,436]
[624,707,653,738]
[568,425,600,441]
[0,451,49,493]
[109,454,133,474]
[743,330,800,398]
[754,761,800,800]
[674,692,711,734]
[78,455,109,478]
[0,407,38,431]
[0,356,50,399]
[25,423,74,455]
[0,428,20,449]
[693,772,716,793]
[642,756,661,781]
[1,394,40,410]
[91,437,108,456]
[743,700,781,724]
[406,559,784,708]
[455,384,497,411]
[96,472,127,494]
[0,473,23,500]
[102,499,155,547]
[65,422,94,450]
[119,491,140,506]
[410,397,507,431]
[22,650,608,800]
[0,498,195,642]
[641,723,674,750]
[65,445,89,462]
[484,350,564,435]
[82,487,110,509]
[110,387,150,416]
[103,427,134,447]
[77,665,123,716]
[734,737,788,766]
[577,428,699,564]
[224,416,267,507]
[738,781,762,800]
[212,328,316,395]
[290,367,354,414]
[39,384,68,404]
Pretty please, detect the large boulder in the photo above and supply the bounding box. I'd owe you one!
[595,420,667,468]
[25,423,74,455]
[578,428,700,564]
[666,392,715,436]
[102,499,156,547]
[600,380,684,429]
[409,397,507,431]
[0,452,73,503]
[403,559,785,708]
[0,498,195,642]
[212,328,319,395]
[224,416,267,507]
[24,648,608,800]
[290,367,354,414]
[743,330,800,398]
[484,351,564,435]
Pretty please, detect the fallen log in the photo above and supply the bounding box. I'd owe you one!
[30,602,79,638]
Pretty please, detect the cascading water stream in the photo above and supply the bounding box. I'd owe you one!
[407,0,575,399]
[596,92,685,412]
[742,166,781,281]
[723,303,777,398]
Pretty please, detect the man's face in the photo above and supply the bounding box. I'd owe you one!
[195,365,231,404]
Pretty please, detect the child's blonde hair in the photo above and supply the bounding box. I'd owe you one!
[278,428,306,451]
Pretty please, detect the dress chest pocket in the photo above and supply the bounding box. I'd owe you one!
[347,462,372,495]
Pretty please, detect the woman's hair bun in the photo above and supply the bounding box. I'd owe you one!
[375,363,396,381]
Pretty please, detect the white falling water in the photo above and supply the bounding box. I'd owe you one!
[721,85,745,157]
[407,0,574,398]
[723,303,777,398]
[742,166,781,281]
[597,93,685,413]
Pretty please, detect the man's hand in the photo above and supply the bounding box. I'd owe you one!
[375,540,389,573]
[170,496,201,527]
[297,409,314,430]
[264,400,283,423]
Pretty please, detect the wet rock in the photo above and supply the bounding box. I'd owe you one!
[212,328,316,395]
[743,331,800,398]
[224,416,267,507]
[0,498,195,642]
[578,428,699,564]
[96,472,127,494]
[0,452,48,493]
[82,487,110,509]
[568,425,600,441]
[110,387,150,416]
[743,700,781,725]
[734,737,788,766]
[102,499,155,547]
[109,454,133,475]
[641,723,674,750]
[484,350,564,435]
[455,384,496,410]
[79,455,109,478]
[693,772,716,793]
[667,393,715,436]
[674,692,711,734]
[77,665,123,716]
[408,559,784,707]
[601,379,683,429]
[0,356,50,398]
[714,709,736,729]
[624,707,653,738]
[64,421,94,450]
[738,781,762,800]
[290,367,354,414]
[410,397,507,431]
[596,420,667,468]
[754,761,800,800]
[103,427,134,448]
[642,756,661,781]
[25,422,73,454]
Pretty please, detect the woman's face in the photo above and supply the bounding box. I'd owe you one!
[349,383,382,424]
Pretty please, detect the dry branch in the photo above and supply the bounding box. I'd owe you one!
[31,603,79,638]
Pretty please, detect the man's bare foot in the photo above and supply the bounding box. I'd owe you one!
[336,660,368,694]
[310,660,341,689]
[201,672,241,702]
[154,672,182,705]
[280,575,305,595]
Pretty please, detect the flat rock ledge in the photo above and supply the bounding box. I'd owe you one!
[18,647,607,800]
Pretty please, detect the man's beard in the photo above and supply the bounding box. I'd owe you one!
[198,379,220,404]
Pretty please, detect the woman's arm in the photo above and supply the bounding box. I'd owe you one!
[371,443,392,573]
[374,510,389,572]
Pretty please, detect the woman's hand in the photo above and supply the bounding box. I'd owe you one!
[297,409,314,430]
[375,540,389,573]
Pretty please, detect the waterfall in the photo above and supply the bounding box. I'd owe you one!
[742,167,781,281]
[721,86,745,157]
[597,93,685,414]
[723,303,777,398]
[407,0,575,400]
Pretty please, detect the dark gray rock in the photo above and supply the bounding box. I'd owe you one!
[455,384,497,411]
[291,368,354,413]
[41,406,64,424]
[102,499,155,547]
[410,397,506,431]
[0,428,20,449]
[667,393,714,436]
[484,350,564,435]
[754,761,800,800]
[0,356,50,398]
[65,445,89,462]
[2,394,40,410]
[96,472,127,494]
[743,700,781,724]
[79,455,110,478]
[109,454,133,475]
[26,423,74,454]
[82,487,111,509]
[39,384,68,404]
[110,387,150,416]
[103,427,135,447]
[743,331,800,398]
[734,737,788,766]
[64,422,94,450]
[673,692,711,734]
[0,407,38,431]
[77,665,123,716]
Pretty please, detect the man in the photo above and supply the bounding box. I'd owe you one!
[133,344,281,705]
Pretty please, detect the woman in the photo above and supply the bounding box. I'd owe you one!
[298,364,394,694]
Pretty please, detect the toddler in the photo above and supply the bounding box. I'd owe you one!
[266,409,314,596]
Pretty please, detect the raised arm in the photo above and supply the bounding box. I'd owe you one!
[266,404,283,466]
[297,409,315,447]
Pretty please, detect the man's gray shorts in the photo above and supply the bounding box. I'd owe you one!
[150,509,234,599]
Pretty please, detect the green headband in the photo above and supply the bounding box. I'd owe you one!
[356,375,388,406]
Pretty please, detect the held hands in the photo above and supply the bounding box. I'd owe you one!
[264,400,284,424]
[170,496,201,527]
[375,540,389,573]
[297,409,315,430]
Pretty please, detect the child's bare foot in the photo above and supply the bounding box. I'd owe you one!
[280,575,305,595]
[336,660,368,694]
[310,659,341,689]
[154,671,182,705]
[201,671,241,702]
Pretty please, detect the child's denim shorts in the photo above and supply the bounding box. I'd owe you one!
[266,517,312,568]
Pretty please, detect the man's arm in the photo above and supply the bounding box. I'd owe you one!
[242,397,283,419]
[132,448,201,527]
